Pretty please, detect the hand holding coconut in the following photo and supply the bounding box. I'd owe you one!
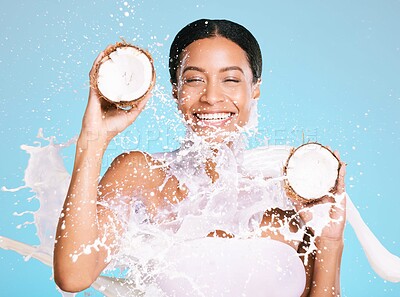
[284,143,347,241]
[80,42,155,149]
[283,143,347,295]
[285,143,400,284]
[54,43,155,291]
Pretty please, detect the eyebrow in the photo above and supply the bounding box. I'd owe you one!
[182,66,206,74]
[182,66,244,75]
[220,66,244,74]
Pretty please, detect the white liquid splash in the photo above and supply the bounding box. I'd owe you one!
[1,129,399,297]
[346,195,400,282]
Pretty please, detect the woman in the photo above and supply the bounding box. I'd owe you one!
[54,19,346,297]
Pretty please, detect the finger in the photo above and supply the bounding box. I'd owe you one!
[123,98,149,124]
[89,52,105,79]
[135,94,151,112]
[333,150,343,164]
[93,44,114,67]
[87,45,117,108]
[331,149,346,194]
[296,205,313,223]
[330,194,347,221]
[89,44,115,81]
[336,161,346,194]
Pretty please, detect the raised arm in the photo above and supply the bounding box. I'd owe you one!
[53,47,151,293]
[291,152,347,297]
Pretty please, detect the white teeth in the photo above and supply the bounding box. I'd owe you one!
[195,113,232,121]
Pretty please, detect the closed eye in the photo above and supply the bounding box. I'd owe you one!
[224,78,240,83]
[184,77,205,84]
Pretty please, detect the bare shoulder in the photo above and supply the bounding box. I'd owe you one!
[98,151,168,201]
[110,150,167,179]
[97,150,188,219]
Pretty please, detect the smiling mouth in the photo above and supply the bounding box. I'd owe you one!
[194,112,235,123]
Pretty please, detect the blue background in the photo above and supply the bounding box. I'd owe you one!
[1,0,399,296]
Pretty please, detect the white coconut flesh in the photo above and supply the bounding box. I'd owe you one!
[97,46,153,103]
[286,143,339,200]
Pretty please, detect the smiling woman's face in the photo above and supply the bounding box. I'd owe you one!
[174,36,260,140]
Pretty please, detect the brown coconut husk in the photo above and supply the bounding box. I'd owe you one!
[283,142,341,204]
[93,40,156,109]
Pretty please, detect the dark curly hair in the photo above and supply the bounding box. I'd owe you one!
[169,19,262,85]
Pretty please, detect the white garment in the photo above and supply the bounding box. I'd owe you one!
[156,237,306,297]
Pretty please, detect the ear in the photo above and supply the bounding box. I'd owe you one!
[252,79,261,99]
[171,80,178,102]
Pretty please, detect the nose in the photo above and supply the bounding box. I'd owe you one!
[200,82,224,105]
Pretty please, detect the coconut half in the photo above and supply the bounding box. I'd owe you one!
[95,42,155,108]
[283,143,341,203]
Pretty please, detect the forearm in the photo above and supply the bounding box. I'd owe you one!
[309,237,344,297]
[54,134,109,291]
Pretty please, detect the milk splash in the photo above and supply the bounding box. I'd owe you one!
[0,129,136,296]
[1,124,400,296]
[2,128,73,254]
[96,128,308,297]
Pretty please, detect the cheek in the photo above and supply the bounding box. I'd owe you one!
[179,85,206,97]
[177,93,192,115]
[233,90,252,111]
[177,87,205,110]
[236,97,253,123]
[177,90,190,105]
